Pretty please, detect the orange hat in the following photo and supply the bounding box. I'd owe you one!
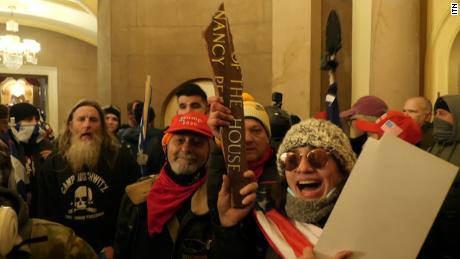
[355,110,422,145]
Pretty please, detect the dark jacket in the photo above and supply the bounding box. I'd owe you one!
[37,145,139,252]
[118,126,165,175]
[113,166,211,259]
[420,122,434,150]
[206,141,279,259]
[419,94,460,259]
[0,187,98,259]
[8,134,54,218]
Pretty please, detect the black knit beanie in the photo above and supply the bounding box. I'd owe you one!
[103,105,121,122]
[9,103,39,123]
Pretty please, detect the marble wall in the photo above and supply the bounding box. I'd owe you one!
[101,0,273,127]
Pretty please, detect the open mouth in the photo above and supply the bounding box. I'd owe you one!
[296,179,323,198]
[80,132,92,139]
[297,180,321,190]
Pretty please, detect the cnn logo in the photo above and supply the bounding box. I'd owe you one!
[452,3,459,15]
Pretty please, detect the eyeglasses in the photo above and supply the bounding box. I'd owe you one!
[280,148,330,171]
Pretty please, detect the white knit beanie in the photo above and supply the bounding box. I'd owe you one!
[276,119,356,175]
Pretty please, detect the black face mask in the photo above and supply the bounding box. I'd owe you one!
[433,118,454,142]
[349,134,367,156]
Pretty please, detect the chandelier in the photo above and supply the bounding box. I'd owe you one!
[0,7,41,70]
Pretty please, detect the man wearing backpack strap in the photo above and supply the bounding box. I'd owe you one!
[114,111,213,259]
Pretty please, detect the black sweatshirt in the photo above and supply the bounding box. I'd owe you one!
[37,146,139,252]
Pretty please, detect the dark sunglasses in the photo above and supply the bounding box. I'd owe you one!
[280,148,330,171]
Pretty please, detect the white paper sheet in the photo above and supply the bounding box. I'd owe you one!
[315,134,458,259]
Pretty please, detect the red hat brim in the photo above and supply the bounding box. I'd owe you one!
[164,126,213,138]
[355,119,383,135]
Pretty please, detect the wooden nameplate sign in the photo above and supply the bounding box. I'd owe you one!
[205,3,248,208]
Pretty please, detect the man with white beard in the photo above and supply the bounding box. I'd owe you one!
[114,111,214,259]
[37,100,139,259]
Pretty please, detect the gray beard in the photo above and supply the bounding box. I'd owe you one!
[284,181,344,225]
[169,152,200,175]
[65,134,102,172]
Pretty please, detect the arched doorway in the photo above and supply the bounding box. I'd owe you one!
[425,7,460,100]
[0,75,49,122]
[0,66,58,132]
[0,77,35,106]
[449,32,460,94]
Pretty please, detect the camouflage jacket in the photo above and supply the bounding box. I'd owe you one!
[0,187,97,259]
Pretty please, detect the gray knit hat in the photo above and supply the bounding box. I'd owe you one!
[276,119,356,175]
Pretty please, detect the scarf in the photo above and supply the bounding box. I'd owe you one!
[284,181,344,226]
[147,165,207,236]
[248,147,273,180]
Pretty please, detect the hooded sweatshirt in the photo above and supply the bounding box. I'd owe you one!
[429,94,460,166]
[419,94,460,259]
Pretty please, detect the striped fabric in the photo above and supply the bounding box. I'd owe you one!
[137,116,148,175]
[253,209,322,258]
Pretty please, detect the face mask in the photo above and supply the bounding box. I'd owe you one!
[11,123,45,144]
[433,118,454,142]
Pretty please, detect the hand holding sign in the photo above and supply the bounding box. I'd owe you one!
[208,96,233,138]
[217,170,258,227]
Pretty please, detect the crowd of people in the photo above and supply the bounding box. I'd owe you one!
[0,81,459,259]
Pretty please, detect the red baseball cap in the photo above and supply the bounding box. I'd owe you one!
[355,111,422,145]
[313,111,327,120]
[164,112,213,138]
[340,95,388,118]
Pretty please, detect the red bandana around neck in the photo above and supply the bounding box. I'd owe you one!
[147,165,207,236]
[248,147,273,180]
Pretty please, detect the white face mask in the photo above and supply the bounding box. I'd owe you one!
[10,122,45,144]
